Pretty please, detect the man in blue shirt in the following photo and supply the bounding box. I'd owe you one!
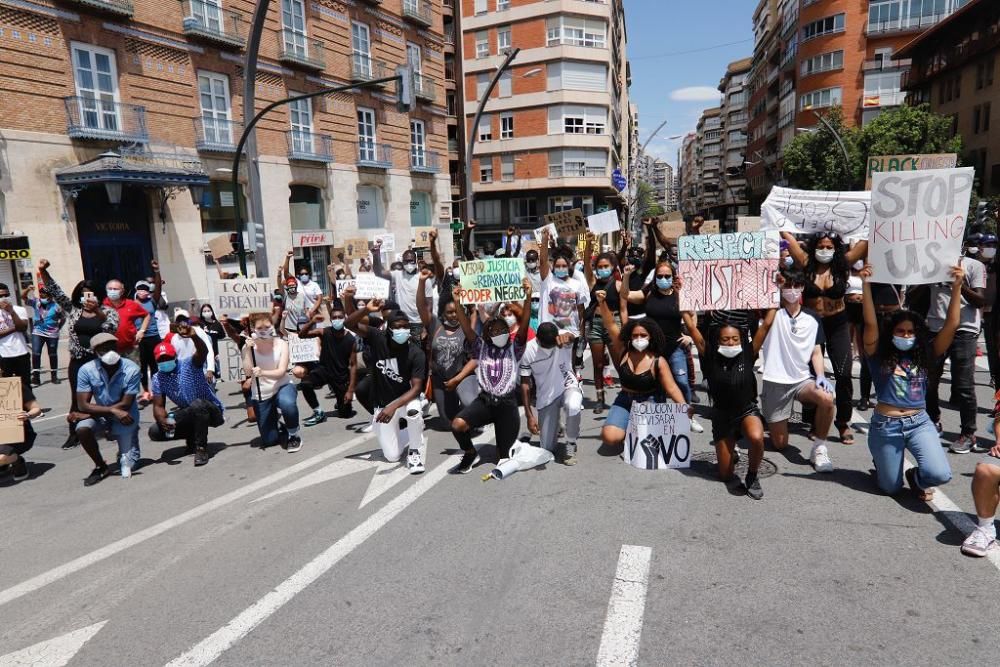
[73,332,142,485]
[148,325,224,467]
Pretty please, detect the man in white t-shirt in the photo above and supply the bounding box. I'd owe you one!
[520,322,583,464]
[759,269,836,473]
[0,283,31,388]
[374,243,434,340]
[537,229,590,340]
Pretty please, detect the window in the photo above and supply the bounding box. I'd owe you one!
[799,87,842,111]
[864,71,904,107]
[188,0,223,34]
[510,197,537,225]
[474,0,486,14]
[289,96,313,153]
[547,61,607,92]
[496,0,509,10]
[352,22,372,77]
[478,116,492,141]
[480,160,493,183]
[198,71,232,143]
[546,17,606,48]
[974,103,992,134]
[802,13,845,41]
[551,105,606,134]
[406,42,422,75]
[988,57,996,88]
[498,70,511,97]
[357,184,383,229]
[281,0,307,56]
[476,73,489,98]
[500,112,514,139]
[549,148,606,177]
[497,26,511,52]
[800,50,844,77]
[357,106,377,161]
[548,195,594,215]
[71,43,121,133]
[986,102,992,132]
[410,119,427,167]
[474,199,501,225]
[501,154,514,182]
[200,180,246,235]
[475,31,489,58]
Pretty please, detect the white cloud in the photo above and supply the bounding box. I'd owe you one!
[669,86,722,102]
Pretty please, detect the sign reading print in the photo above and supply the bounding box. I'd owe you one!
[761,186,871,239]
[677,231,781,312]
[456,258,527,305]
[624,401,691,470]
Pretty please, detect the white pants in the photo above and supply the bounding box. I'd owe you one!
[537,387,583,453]
[375,398,425,463]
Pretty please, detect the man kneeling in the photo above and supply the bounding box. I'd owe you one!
[962,402,1000,557]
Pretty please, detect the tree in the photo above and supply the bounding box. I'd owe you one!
[632,181,656,220]
[782,107,862,191]
[646,203,666,218]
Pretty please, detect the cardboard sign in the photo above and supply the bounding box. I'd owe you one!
[292,230,334,247]
[0,377,22,445]
[544,208,586,238]
[677,232,781,312]
[737,216,762,232]
[761,186,871,239]
[624,401,691,470]
[587,210,621,235]
[207,234,234,260]
[336,273,390,299]
[655,217,687,239]
[210,279,274,314]
[869,167,974,285]
[457,257,527,305]
[217,338,244,382]
[700,220,721,234]
[344,238,370,260]
[411,227,434,247]
[865,153,958,189]
[287,333,320,365]
[534,223,558,242]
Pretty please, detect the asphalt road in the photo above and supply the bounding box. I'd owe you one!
[1,355,999,666]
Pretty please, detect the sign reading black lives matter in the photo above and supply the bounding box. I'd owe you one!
[761,186,871,240]
[624,402,691,470]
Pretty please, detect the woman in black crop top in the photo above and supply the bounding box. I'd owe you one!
[583,233,621,414]
[595,290,685,450]
[783,231,867,445]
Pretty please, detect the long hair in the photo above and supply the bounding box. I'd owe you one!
[876,309,931,373]
[642,260,675,298]
[70,279,105,306]
[805,233,849,288]
[620,317,667,358]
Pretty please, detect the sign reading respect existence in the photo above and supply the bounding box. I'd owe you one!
[869,166,974,285]
[210,279,274,315]
[865,153,958,189]
[624,401,691,470]
[761,186,871,239]
[456,257,527,305]
[677,231,781,312]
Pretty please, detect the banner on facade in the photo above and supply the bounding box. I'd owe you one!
[624,401,691,470]
[287,333,320,365]
[292,230,334,247]
[865,153,958,189]
[456,257,527,305]
[210,278,273,315]
[677,231,781,312]
[544,208,586,238]
[761,186,871,239]
[868,167,974,285]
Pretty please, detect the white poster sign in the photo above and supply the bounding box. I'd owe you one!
[761,186,871,240]
[587,210,621,235]
[869,167,974,285]
[624,402,691,470]
[217,338,244,382]
[287,333,320,365]
[336,274,390,299]
[375,233,396,252]
[210,279,273,315]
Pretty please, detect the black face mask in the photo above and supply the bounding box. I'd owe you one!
[629,256,643,266]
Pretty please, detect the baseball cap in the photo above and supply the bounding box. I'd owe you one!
[284,277,298,287]
[387,310,409,326]
[173,308,191,322]
[90,332,118,350]
[134,281,152,292]
[153,339,176,360]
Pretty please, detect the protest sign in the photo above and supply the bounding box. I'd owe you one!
[210,278,273,314]
[624,401,691,470]
[869,167,974,285]
[587,210,621,235]
[374,233,396,251]
[412,227,434,247]
[0,377,22,445]
[700,219,721,234]
[217,338,244,382]
[535,223,558,241]
[677,231,781,311]
[737,216,762,232]
[206,234,234,260]
[287,333,320,365]
[336,273,390,299]
[865,153,958,189]
[344,238,369,260]
[761,186,871,239]
[544,208,586,238]
[655,216,686,239]
[456,257,527,305]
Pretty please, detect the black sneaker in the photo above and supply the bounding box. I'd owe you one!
[61,432,79,450]
[286,435,302,453]
[11,457,28,481]
[856,398,872,412]
[303,411,327,427]
[450,450,480,474]
[194,448,209,466]
[84,466,110,487]
[725,476,746,496]
[745,473,763,500]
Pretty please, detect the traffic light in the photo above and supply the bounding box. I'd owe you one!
[396,65,414,113]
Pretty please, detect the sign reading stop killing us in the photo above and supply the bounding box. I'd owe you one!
[869,167,974,285]
[677,231,781,312]
[624,401,691,470]
[456,257,526,305]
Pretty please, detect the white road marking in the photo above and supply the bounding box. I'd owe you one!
[164,454,460,667]
[0,431,377,609]
[596,545,652,667]
[0,620,107,666]
[358,460,412,508]
[250,458,378,504]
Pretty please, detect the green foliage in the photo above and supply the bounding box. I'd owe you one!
[646,203,666,218]
[633,181,656,220]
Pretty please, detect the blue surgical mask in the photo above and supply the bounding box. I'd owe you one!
[157,360,177,373]
[656,277,673,290]
[596,268,613,279]
[783,256,794,268]
[554,268,569,279]
[39,298,50,305]
[391,328,410,344]
[893,336,916,352]
[330,318,345,331]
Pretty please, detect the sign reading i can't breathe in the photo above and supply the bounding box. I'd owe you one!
[624,401,691,470]
[456,257,526,305]
[677,231,780,312]
[869,167,974,285]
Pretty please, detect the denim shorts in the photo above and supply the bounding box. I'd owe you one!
[606,391,662,430]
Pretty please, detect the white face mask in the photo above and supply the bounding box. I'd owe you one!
[490,333,509,348]
[967,247,980,256]
[983,248,997,260]
[525,261,538,271]
[631,337,650,352]
[201,310,214,321]
[99,350,121,365]
[718,345,742,359]
[404,263,417,274]
[106,289,121,301]
[781,288,802,304]
[504,314,517,327]
[815,249,835,264]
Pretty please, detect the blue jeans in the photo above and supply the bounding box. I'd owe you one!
[31,334,59,374]
[868,411,952,494]
[76,416,141,468]
[667,346,691,403]
[253,383,300,446]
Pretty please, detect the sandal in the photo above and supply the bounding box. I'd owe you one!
[905,467,935,501]
[836,422,855,445]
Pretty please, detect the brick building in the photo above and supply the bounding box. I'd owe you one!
[0,0,451,298]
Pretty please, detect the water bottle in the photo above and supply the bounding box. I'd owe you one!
[164,410,176,439]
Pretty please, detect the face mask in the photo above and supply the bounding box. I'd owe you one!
[504,314,517,327]
[391,328,411,344]
[575,262,584,273]
[404,263,417,274]
[718,345,742,359]
[629,256,643,267]
[983,248,997,260]
[443,318,460,329]
[554,268,569,279]
[100,350,120,365]
[299,274,310,283]
[893,335,916,352]
[253,328,275,339]
[0,297,10,306]
[201,310,214,320]
[655,277,673,290]
[136,292,150,302]
[157,360,177,373]
[106,289,121,301]
[490,333,509,348]
[967,247,979,255]
[781,288,802,304]
[330,318,345,330]
[452,267,462,279]
[40,298,50,305]
[815,249,835,264]
[530,301,539,315]
[631,337,650,352]
[525,261,538,271]
[596,267,613,279]
[783,256,794,268]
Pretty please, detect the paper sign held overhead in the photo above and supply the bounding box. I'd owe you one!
[587,210,621,235]
[737,216,762,232]
[210,279,274,315]
[865,153,958,189]
[0,377,23,445]
[411,227,434,247]
[336,273,390,299]
[374,233,396,251]
[207,234,234,260]
[700,219,721,234]
[624,402,691,470]
[544,208,586,238]
[677,231,781,312]
[344,238,370,260]
[761,186,871,239]
[655,218,686,239]
[456,257,527,305]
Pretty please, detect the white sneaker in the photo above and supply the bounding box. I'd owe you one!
[690,417,704,434]
[407,446,425,475]
[361,421,374,433]
[961,527,997,557]
[810,444,834,473]
[120,462,132,479]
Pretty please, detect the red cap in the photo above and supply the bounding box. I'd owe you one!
[153,338,176,361]
[284,276,298,287]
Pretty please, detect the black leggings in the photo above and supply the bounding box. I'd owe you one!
[138,336,160,391]
[803,312,853,426]
[453,392,520,459]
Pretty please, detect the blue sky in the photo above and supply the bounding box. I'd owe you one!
[625,0,756,168]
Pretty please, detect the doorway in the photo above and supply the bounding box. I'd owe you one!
[75,185,153,292]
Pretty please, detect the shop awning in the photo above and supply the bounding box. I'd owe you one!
[55,150,210,189]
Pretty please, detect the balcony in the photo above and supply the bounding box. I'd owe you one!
[279,30,325,70]
[866,13,948,36]
[778,110,795,128]
[286,130,334,163]
[194,117,243,152]
[401,0,433,27]
[181,0,245,49]
[64,0,133,17]
[410,149,440,173]
[548,165,607,178]
[351,54,389,83]
[64,97,149,143]
[414,73,436,102]
[447,138,460,155]
[780,43,797,71]
[356,140,392,169]
[863,57,910,72]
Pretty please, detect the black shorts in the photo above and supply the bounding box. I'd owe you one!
[845,301,864,326]
[710,404,762,443]
[306,368,347,394]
